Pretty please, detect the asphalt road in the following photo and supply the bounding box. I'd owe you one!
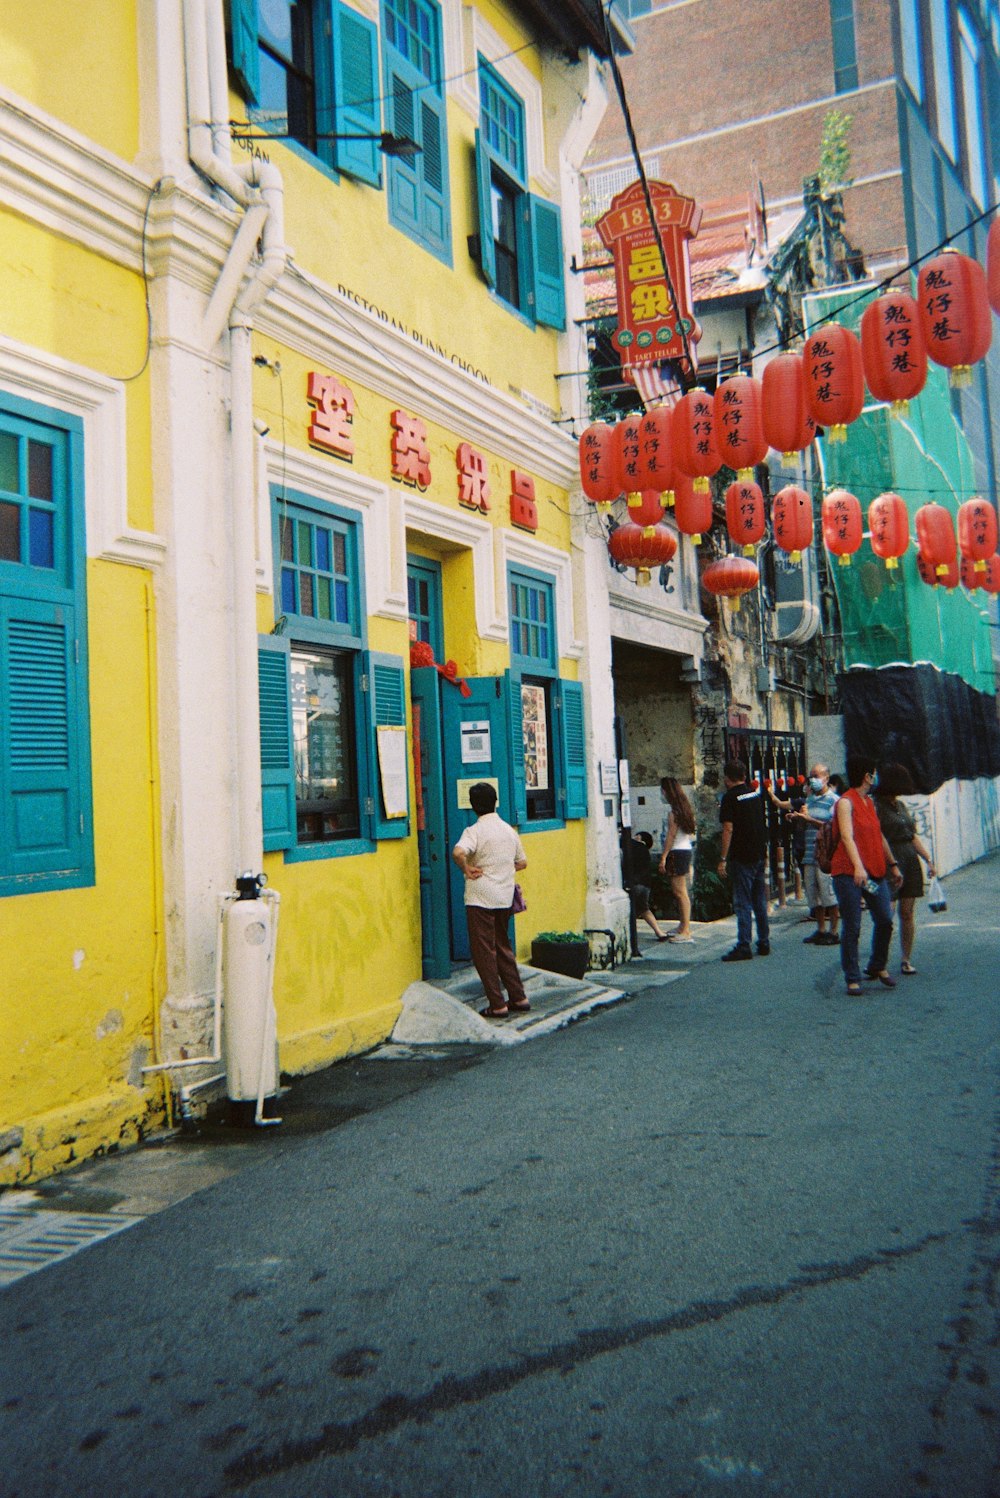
[3,855,1000,1498]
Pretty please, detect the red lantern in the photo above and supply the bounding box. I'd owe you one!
[961,556,983,590]
[701,555,759,613]
[762,352,816,462]
[981,555,1000,595]
[957,497,998,574]
[868,492,910,569]
[725,480,765,556]
[821,488,863,566]
[860,291,928,416]
[630,489,666,535]
[803,323,865,441]
[714,375,768,480]
[917,250,992,387]
[988,218,1000,317]
[612,414,644,504]
[672,388,721,491]
[636,405,675,504]
[673,468,713,544]
[917,551,960,590]
[772,484,814,562]
[579,423,619,507]
[915,502,957,576]
[608,521,678,586]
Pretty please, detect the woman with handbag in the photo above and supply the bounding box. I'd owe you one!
[658,777,697,943]
[874,762,936,976]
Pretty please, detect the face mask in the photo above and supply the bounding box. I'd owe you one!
[870,771,879,789]
[809,777,824,792]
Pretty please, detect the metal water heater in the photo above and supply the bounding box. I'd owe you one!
[222,873,280,1111]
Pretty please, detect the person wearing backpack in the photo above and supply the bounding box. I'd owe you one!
[792,764,840,947]
[831,755,903,996]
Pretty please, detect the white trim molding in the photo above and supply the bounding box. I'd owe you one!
[0,334,164,569]
[402,495,506,643]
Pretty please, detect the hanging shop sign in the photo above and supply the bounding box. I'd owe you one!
[307,371,356,460]
[595,180,702,374]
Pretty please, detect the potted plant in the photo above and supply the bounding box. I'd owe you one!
[530,930,591,980]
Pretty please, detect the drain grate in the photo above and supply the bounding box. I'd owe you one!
[0,1205,141,1288]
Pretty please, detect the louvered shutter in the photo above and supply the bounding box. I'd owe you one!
[257,636,296,853]
[474,129,496,288]
[529,194,565,330]
[333,3,382,186]
[386,60,422,238]
[504,668,527,827]
[229,0,261,105]
[557,679,588,820]
[418,88,450,259]
[364,650,409,839]
[0,596,92,891]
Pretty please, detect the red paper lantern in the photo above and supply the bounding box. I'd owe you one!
[868,492,910,569]
[803,323,865,442]
[761,352,816,462]
[988,218,1000,317]
[725,480,765,556]
[579,423,619,507]
[714,375,768,480]
[860,291,928,416]
[957,497,998,574]
[673,468,713,544]
[915,502,957,576]
[608,521,678,586]
[701,555,759,613]
[630,489,666,535]
[636,405,675,503]
[981,554,1000,594]
[961,556,983,590]
[612,414,644,503]
[917,250,993,387]
[772,484,814,562]
[672,388,721,491]
[917,551,960,590]
[821,488,863,566]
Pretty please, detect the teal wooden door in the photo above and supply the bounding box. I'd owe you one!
[441,676,512,962]
[410,666,450,980]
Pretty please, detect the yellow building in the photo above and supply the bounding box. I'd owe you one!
[1,0,628,1181]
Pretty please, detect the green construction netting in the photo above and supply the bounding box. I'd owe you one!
[803,287,995,696]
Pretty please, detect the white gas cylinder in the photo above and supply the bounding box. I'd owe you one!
[222,896,278,1101]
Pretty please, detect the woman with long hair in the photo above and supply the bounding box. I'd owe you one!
[874,761,936,976]
[658,776,697,941]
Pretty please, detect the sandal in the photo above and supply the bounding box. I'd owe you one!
[480,1006,509,1019]
[508,999,531,1013]
[864,969,897,989]
[900,962,917,976]
[846,982,863,996]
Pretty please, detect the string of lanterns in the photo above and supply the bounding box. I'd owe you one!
[580,229,1000,608]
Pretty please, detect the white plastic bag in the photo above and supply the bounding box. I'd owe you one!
[927,875,947,913]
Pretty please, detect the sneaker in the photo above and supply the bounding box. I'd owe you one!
[722,947,753,962]
[819,931,840,946]
[757,943,771,955]
[802,932,823,944]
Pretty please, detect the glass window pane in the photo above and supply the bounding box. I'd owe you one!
[0,432,18,493]
[28,508,54,568]
[900,0,923,99]
[316,574,332,620]
[290,646,359,841]
[958,11,988,205]
[930,0,959,159]
[335,579,349,621]
[281,567,296,613]
[0,499,20,561]
[333,531,347,573]
[299,572,315,615]
[315,527,331,572]
[27,440,53,501]
[280,517,294,561]
[297,521,312,566]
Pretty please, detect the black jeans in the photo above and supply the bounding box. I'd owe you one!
[731,858,769,950]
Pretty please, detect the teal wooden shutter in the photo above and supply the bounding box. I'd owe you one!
[418,86,450,259]
[333,3,382,186]
[258,636,296,853]
[0,596,92,893]
[529,194,565,330]
[229,0,260,104]
[557,679,588,820]
[364,650,409,839]
[385,53,423,240]
[474,129,496,288]
[504,668,527,827]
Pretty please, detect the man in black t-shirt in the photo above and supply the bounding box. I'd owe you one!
[717,758,770,961]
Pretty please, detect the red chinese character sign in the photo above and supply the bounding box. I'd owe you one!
[307,372,355,460]
[509,471,538,532]
[456,442,490,513]
[390,410,431,489]
[595,181,702,379]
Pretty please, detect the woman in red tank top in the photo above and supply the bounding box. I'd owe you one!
[832,756,902,995]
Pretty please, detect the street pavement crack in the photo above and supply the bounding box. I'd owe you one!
[223,1230,948,1487]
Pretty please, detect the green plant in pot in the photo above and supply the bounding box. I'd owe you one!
[530,930,590,980]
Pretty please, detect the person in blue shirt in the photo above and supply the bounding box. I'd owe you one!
[791,763,840,946]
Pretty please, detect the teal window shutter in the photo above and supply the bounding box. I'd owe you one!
[258,635,296,852]
[504,668,527,827]
[417,86,450,259]
[528,194,565,330]
[334,3,382,186]
[385,60,422,239]
[229,0,261,105]
[474,128,497,288]
[0,596,93,894]
[557,679,588,820]
[364,650,409,839]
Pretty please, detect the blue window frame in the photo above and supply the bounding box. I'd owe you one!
[473,62,565,328]
[382,0,451,262]
[0,393,93,896]
[229,0,383,186]
[260,489,408,858]
[406,554,444,661]
[829,0,859,92]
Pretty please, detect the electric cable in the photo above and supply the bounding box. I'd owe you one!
[113,177,168,383]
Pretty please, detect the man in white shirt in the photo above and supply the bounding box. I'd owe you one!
[452,782,530,1018]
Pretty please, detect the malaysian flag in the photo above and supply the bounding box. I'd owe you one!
[624,362,683,408]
